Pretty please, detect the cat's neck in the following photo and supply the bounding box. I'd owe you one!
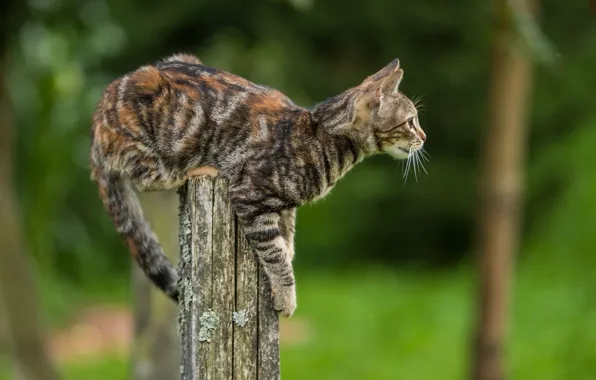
[310,89,358,131]
[308,90,373,184]
[310,88,375,153]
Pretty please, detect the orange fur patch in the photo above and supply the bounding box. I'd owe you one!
[119,105,141,135]
[187,166,219,177]
[132,66,165,95]
[250,93,288,114]
[171,79,201,102]
[201,76,226,92]
[97,181,108,201]
[125,237,138,258]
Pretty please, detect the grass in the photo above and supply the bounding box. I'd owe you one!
[3,255,594,380]
[283,260,596,380]
[60,356,127,379]
[282,267,473,380]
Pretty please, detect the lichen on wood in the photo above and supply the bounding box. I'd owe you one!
[232,310,249,327]
[198,310,220,342]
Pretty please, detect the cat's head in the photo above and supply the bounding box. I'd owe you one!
[353,59,426,160]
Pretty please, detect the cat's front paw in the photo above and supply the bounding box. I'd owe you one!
[271,283,296,318]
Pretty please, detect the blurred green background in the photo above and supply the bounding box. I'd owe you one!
[1,0,595,379]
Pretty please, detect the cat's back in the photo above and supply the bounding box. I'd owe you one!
[91,58,302,165]
[155,60,263,93]
[95,58,299,126]
[153,60,296,110]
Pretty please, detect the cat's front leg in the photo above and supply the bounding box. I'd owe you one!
[279,208,296,262]
[237,211,297,317]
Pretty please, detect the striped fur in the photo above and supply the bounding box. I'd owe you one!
[89,54,426,317]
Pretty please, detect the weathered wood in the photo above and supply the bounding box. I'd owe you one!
[233,224,258,380]
[179,176,280,380]
[257,270,280,380]
[178,184,195,380]
[212,179,235,379]
[194,177,215,378]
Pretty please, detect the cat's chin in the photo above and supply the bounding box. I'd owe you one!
[386,146,410,160]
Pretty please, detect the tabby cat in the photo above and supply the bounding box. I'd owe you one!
[90,53,426,317]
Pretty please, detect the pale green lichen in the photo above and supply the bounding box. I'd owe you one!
[198,310,219,342]
[177,277,193,330]
[179,221,192,264]
[232,310,249,327]
[178,187,192,265]
[177,191,193,333]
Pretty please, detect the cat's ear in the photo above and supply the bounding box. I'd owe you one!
[372,68,403,103]
[380,68,403,94]
[349,60,402,126]
[361,58,400,86]
[350,88,382,126]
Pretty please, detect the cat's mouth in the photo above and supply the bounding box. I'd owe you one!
[386,146,410,160]
[386,140,424,160]
[392,144,423,159]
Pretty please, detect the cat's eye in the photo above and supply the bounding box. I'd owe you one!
[407,118,415,129]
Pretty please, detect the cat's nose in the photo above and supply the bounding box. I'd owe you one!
[418,129,426,141]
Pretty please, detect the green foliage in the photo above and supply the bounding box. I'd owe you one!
[7,0,596,283]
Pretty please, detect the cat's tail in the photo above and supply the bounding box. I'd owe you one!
[91,165,179,302]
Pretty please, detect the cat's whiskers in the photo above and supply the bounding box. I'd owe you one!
[420,147,431,163]
[402,152,409,180]
[403,146,429,184]
[416,149,428,175]
[412,148,419,183]
[413,94,425,107]
[403,146,414,183]
[374,135,383,149]
[413,94,425,114]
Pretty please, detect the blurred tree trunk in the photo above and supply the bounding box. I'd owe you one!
[0,294,13,370]
[0,14,60,380]
[131,191,180,380]
[472,0,537,379]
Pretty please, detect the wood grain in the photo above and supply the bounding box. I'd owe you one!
[179,176,280,380]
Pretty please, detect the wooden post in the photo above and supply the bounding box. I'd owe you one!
[178,176,280,380]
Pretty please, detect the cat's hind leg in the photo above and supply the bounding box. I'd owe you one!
[131,159,219,191]
[124,155,185,192]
